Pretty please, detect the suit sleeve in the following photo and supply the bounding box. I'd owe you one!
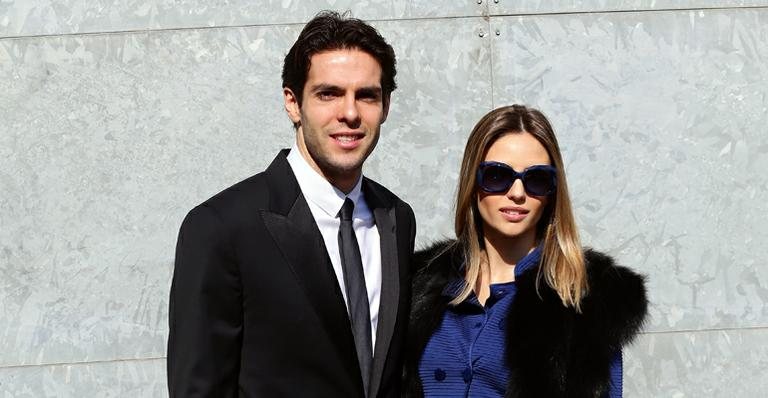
[407,204,417,255]
[167,205,242,397]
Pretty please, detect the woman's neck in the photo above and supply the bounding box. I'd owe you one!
[475,231,537,305]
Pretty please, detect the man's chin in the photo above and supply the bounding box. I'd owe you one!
[313,154,362,176]
[329,162,364,177]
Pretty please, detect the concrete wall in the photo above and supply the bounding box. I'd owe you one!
[2,1,767,396]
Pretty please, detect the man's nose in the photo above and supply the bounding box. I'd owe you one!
[338,94,361,126]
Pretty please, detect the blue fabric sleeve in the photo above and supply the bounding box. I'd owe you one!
[605,349,623,398]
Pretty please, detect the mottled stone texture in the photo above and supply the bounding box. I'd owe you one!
[366,18,493,241]
[625,329,768,396]
[0,25,300,368]
[491,9,768,334]
[0,358,166,397]
[1,2,767,397]
[491,0,768,15]
[0,0,485,38]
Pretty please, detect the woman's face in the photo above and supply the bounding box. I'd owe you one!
[477,132,552,245]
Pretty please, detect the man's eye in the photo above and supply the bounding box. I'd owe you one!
[358,93,380,102]
[318,92,336,100]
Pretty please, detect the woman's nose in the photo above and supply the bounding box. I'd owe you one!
[506,178,526,201]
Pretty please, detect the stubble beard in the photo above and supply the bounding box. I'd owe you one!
[300,125,380,185]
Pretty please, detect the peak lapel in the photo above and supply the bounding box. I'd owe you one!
[363,181,400,398]
[259,151,358,373]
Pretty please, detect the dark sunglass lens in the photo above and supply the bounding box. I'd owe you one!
[523,169,554,195]
[481,165,514,192]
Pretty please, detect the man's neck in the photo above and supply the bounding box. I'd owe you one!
[294,138,361,195]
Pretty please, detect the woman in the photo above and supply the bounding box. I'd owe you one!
[404,105,648,397]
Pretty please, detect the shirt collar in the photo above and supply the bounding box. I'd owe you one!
[514,245,542,277]
[442,245,543,300]
[286,142,364,218]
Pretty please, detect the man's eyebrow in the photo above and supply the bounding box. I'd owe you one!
[356,86,383,96]
[309,84,343,93]
[308,84,383,95]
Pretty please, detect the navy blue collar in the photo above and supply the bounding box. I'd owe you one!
[442,245,542,300]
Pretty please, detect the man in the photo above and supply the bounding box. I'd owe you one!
[167,11,416,398]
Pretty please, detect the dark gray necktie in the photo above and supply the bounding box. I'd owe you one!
[338,198,373,396]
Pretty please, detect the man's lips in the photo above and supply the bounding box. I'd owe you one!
[330,132,364,140]
[330,132,364,148]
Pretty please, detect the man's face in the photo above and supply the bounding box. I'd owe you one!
[284,49,389,192]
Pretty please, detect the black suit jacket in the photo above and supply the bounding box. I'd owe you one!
[168,150,416,397]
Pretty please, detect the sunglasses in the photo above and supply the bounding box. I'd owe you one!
[476,161,557,196]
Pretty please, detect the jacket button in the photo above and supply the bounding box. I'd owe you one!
[462,367,472,383]
[434,368,446,381]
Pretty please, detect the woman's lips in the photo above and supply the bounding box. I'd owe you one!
[499,207,528,222]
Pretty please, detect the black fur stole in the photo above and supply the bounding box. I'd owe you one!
[403,240,648,398]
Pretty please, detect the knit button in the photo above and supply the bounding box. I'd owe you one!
[434,368,446,381]
[462,367,472,383]
[474,321,483,328]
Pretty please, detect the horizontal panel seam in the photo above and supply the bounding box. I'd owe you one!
[487,4,768,18]
[641,325,768,335]
[3,325,768,368]
[1,5,766,41]
[0,356,165,370]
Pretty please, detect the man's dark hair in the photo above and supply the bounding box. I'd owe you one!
[282,11,397,107]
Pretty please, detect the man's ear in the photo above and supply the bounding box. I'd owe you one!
[283,87,301,125]
[381,94,391,124]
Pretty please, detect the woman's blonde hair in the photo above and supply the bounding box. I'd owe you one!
[452,104,588,311]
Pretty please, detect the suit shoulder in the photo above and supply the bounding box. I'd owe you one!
[181,172,271,234]
[205,171,268,204]
[363,177,411,207]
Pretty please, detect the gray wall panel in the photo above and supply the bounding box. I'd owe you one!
[625,329,768,397]
[0,16,491,367]
[0,358,165,397]
[367,18,493,244]
[491,0,768,14]
[0,1,485,38]
[0,25,300,366]
[2,1,767,397]
[491,9,768,333]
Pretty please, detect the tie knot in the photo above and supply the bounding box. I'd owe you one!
[339,198,355,221]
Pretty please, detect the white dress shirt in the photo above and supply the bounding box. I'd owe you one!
[287,144,382,349]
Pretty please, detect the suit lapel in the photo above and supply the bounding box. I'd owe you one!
[259,151,358,371]
[364,180,400,398]
[258,152,405,397]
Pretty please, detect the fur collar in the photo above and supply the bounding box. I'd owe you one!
[403,240,648,398]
